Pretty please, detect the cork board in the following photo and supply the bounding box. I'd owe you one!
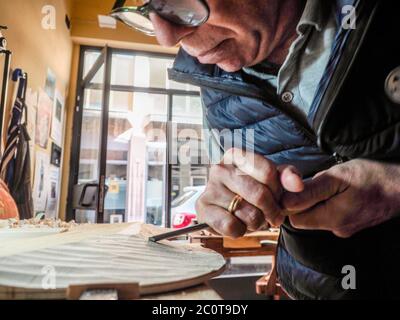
[0,223,226,299]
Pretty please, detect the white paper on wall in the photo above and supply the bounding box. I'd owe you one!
[50,90,64,146]
[25,88,38,161]
[35,89,53,149]
[44,68,56,101]
[32,150,50,213]
[45,166,60,219]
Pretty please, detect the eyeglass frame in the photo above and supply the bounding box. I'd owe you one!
[110,0,210,36]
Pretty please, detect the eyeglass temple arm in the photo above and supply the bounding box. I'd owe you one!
[112,0,127,10]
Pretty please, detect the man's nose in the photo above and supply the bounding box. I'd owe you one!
[149,12,196,47]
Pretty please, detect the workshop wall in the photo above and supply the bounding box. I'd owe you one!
[0,0,73,100]
[0,0,73,217]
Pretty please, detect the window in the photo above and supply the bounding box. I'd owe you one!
[171,190,196,208]
[69,47,208,228]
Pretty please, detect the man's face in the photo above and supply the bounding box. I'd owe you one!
[149,0,285,72]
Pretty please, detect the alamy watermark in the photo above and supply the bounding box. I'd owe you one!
[41,5,56,30]
[341,265,356,290]
[41,265,56,290]
[147,126,256,167]
[341,5,357,30]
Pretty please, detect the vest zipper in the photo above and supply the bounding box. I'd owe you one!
[333,152,345,164]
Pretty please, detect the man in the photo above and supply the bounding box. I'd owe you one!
[112,0,400,298]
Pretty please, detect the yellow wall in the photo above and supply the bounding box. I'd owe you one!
[0,0,73,101]
[0,0,73,217]
[0,0,73,149]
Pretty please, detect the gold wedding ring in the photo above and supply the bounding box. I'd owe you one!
[228,194,243,214]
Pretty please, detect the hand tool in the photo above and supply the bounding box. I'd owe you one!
[148,223,209,243]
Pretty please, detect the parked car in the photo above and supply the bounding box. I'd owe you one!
[171,186,206,229]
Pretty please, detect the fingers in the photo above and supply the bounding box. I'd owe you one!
[223,148,282,197]
[199,180,238,210]
[288,194,355,238]
[210,164,283,226]
[281,170,345,213]
[196,149,306,237]
[277,165,304,193]
[197,203,247,238]
[199,182,268,232]
[289,201,333,231]
[232,200,269,231]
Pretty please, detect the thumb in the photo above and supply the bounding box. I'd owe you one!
[282,170,341,213]
[278,165,304,193]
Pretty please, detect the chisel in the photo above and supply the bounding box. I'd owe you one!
[148,223,209,243]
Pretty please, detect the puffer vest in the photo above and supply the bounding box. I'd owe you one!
[169,0,400,299]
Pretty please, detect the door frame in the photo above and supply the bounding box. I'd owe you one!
[66,45,109,222]
[66,45,200,225]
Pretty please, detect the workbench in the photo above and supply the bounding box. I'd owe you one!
[0,222,225,300]
[189,229,286,300]
[189,229,279,258]
[0,221,285,300]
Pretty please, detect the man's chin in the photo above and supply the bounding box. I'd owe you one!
[216,59,245,72]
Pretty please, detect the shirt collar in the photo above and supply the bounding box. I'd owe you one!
[297,0,330,34]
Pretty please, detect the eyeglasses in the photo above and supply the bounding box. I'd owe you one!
[110,0,210,36]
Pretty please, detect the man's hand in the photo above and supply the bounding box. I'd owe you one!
[196,148,304,238]
[282,159,400,238]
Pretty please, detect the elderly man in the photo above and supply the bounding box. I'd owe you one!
[111,0,400,299]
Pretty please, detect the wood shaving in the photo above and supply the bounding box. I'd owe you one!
[0,218,79,232]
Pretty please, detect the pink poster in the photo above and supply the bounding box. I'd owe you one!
[35,89,53,149]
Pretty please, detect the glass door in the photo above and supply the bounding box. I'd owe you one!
[67,47,111,223]
[170,94,209,228]
[67,47,201,225]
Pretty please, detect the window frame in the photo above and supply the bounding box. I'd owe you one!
[67,46,201,227]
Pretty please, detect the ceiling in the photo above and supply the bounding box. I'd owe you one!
[68,0,177,53]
